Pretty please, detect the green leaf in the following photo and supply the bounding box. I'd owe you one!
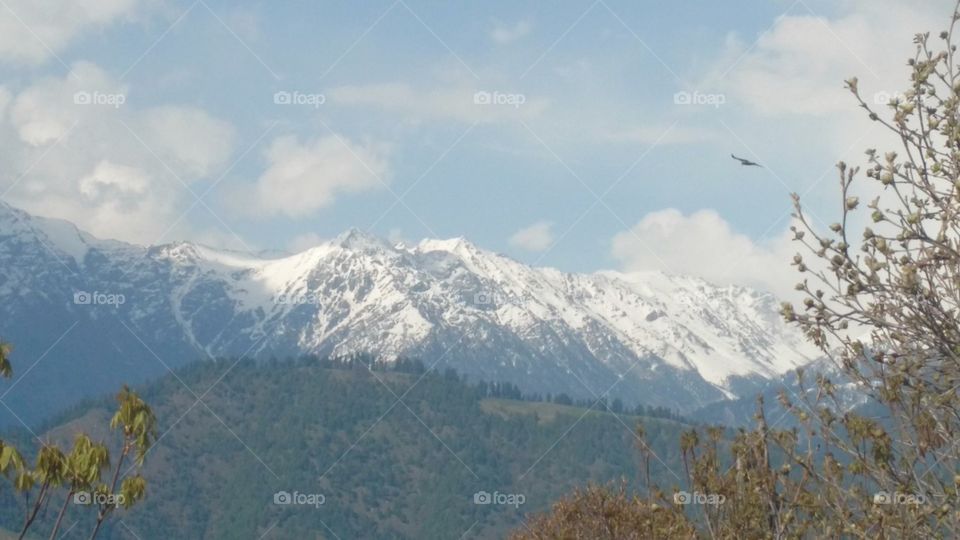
[0,341,11,379]
[0,444,24,473]
[14,470,34,492]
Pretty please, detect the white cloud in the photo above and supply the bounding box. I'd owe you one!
[606,4,950,297]
[0,0,141,65]
[0,87,11,121]
[78,160,150,208]
[287,232,326,253]
[491,20,531,45]
[236,134,390,218]
[9,62,129,146]
[611,209,799,299]
[1,62,236,244]
[713,0,951,119]
[694,0,953,232]
[137,106,235,178]
[509,221,555,252]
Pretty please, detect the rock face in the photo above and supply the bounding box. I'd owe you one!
[0,202,817,427]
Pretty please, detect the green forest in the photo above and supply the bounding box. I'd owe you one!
[0,357,694,539]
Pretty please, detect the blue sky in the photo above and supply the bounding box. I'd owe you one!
[0,0,948,295]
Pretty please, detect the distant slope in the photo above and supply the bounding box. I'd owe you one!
[0,201,818,427]
[691,359,872,427]
[0,360,696,539]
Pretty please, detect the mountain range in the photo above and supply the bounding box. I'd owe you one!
[0,201,819,427]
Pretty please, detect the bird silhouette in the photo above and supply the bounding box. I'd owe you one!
[731,154,762,167]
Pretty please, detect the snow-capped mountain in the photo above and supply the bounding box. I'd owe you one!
[0,201,819,427]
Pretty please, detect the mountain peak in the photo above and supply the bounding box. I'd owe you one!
[332,228,393,251]
[416,236,479,255]
[153,240,203,261]
[0,200,124,264]
[0,199,34,228]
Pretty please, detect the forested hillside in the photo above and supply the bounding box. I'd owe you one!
[1,358,695,539]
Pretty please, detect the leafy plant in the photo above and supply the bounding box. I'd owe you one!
[0,340,155,540]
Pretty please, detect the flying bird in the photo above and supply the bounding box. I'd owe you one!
[731,154,762,167]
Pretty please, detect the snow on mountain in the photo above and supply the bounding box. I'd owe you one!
[0,203,819,426]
